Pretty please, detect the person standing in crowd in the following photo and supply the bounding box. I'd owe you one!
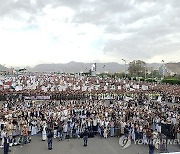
[110,121,115,137]
[21,125,28,147]
[93,118,98,135]
[1,129,6,148]
[47,129,53,150]
[63,122,68,140]
[3,133,10,154]
[104,127,108,138]
[42,122,47,141]
[66,122,71,141]
[83,128,89,146]
[148,132,155,154]
[57,121,63,141]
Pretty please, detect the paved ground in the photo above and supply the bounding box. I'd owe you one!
[0,135,179,154]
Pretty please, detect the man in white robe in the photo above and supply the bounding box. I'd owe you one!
[42,122,47,141]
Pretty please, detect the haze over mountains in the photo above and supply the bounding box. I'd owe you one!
[31,61,162,73]
[1,61,180,74]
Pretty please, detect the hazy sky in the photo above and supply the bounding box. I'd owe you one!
[0,0,180,67]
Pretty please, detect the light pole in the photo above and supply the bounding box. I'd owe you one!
[103,64,105,73]
[161,60,165,79]
[151,67,154,79]
[144,65,147,79]
[122,59,126,78]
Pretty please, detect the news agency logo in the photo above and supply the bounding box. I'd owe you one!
[119,136,179,149]
[134,138,180,146]
[119,136,131,149]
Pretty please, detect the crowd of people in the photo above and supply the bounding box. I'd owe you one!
[0,73,180,103]
[0,73,179,153]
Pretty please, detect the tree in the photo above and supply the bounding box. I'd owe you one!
[128,60,146,77]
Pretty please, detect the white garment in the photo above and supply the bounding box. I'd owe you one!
[171,118,176,125]
[143,134,147,144]
[88,121,91,127]
[1,131,6,146]
[42,126,47,141]
[131,128,135,141]
[105,121,109,127]
[31,126,37,136]
[105,112,108,117]
[93,119,97,126]
[104,129,108,138]
[63,124,68,132]
[157,125,161,133]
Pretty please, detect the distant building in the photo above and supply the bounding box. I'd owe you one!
[91,63,96,76]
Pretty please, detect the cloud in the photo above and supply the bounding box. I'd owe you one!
[0,0,179,66]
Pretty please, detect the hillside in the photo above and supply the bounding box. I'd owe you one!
[32,61,125,73]
[166,62,180,74]
[0,64,8,71]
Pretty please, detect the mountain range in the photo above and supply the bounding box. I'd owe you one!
[29,61,124,73]
[0,61,180,74]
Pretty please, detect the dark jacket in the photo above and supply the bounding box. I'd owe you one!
[47,131,53,138]
[83,129,89,137]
